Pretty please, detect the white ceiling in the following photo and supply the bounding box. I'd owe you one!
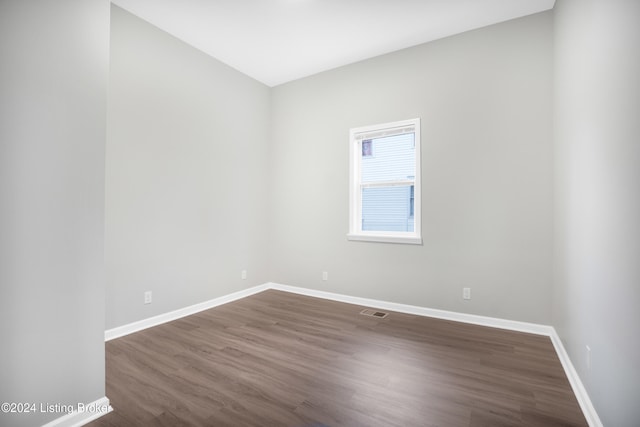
[111,0,555,87]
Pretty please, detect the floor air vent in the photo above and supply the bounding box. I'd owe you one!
[360,309,388,318]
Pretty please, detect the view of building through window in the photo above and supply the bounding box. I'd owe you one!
[349,118,420,244]
[360,132,416,232]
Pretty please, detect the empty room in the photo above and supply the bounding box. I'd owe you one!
[1,0,638,426]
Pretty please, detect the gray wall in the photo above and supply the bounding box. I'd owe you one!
[4,2,635,425]
[553,0,640,425]
[106,6,271,329]
[270,12,554,324]
[0,1,110,426]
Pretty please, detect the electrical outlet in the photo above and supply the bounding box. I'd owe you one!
[144,291,152,305]
[463,287,471,300]
[241,270,247,280]
[322,271,328,281]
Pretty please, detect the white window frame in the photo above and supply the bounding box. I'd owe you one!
[348,118,422,245]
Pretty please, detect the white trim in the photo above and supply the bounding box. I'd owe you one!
[353,122,416,141]
[549,330,604,427]
[104,284,269,341]
[40,397,112,427]
[347,233,422,245]
[103,281,602,426]
[267,282,552,335]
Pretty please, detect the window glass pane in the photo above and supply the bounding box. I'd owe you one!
[361,185,415,232]
[361,132,415,184]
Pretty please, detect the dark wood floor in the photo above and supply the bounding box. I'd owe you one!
[89,290,587,426]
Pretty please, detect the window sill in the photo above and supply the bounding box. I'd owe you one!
[347,233,422,245]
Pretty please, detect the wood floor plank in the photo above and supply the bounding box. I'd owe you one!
[89,290,587,426]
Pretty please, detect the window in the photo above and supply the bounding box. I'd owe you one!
[348,118,421,244]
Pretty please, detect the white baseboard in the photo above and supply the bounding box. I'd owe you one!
[549,331,604,427]
[104,284,269,341]
[267,282,553,335]
[104,281,601,426]
[40,396,112,427]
